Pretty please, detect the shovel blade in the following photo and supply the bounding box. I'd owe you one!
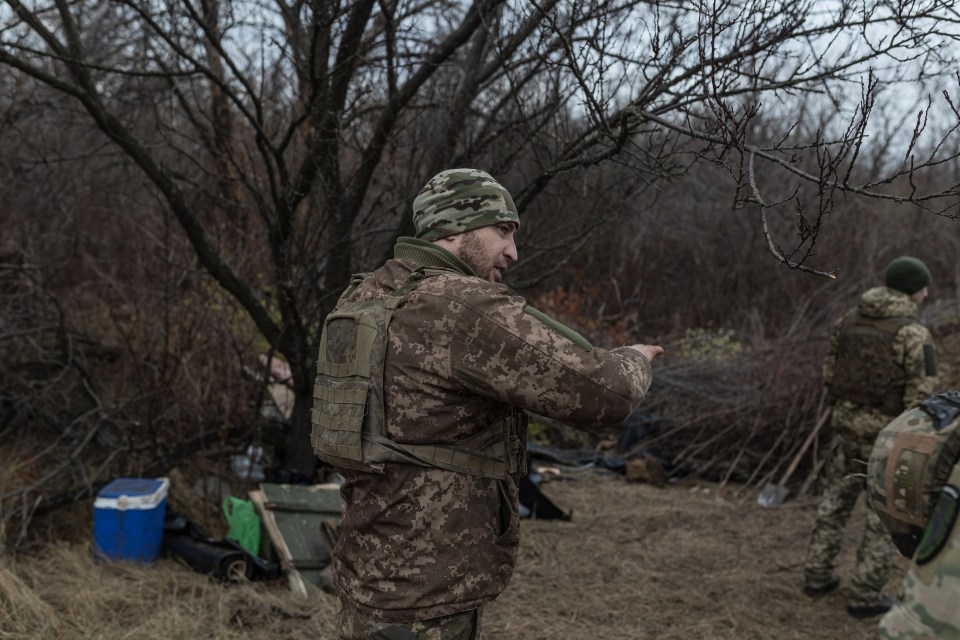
[757,483,790,509]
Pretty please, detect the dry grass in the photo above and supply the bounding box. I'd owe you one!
[1,544,338,639]
[1,471,906,640]
[0,560,61,637]
[488,472,905,640]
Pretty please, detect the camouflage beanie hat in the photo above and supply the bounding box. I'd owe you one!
[885,256,931,295]
[412,169,520,241]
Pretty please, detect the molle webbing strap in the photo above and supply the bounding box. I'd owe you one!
[311,378,370,469]
[363,433,508,480]
[361,409,528,480]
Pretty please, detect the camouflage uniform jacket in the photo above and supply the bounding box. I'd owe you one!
[332,237,653,622]
[879,462,960,639]
[823,286,937,443]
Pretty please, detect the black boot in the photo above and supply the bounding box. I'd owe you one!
[847,595,895,618]
[803,576,840,598]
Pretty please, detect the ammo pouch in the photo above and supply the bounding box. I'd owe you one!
[830,313,912,416]
[310,269,528,481]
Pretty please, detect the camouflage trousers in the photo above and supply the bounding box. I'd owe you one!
[803,437,893,607]
[336,601,482,640]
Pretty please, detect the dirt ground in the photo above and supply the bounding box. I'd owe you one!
[1,469,905,640]
[488,471,905,640]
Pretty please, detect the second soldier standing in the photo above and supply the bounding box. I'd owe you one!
[803,256,938,618]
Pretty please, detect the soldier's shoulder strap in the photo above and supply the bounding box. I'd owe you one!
[338,272,371,303]
[338,265,449,306]
[841,311,915,333]
[874,315,916,333]
[382,266,449,309]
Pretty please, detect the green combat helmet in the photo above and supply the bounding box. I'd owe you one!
[867,391,960,557]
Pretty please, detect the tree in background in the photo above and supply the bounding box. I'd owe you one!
[0,0,958,512]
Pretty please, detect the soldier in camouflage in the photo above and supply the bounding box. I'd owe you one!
[866,394,960,639]
[803,256,938,618]
[319,169,662,640]
[878,487,960,640]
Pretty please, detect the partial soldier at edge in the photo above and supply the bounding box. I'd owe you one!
[867,391,960,639]
[803,256,938,618]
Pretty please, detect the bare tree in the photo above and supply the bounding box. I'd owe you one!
[1,0,958,487]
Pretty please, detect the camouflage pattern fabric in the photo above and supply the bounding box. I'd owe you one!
[804,437,894,606]
[806,285,937,607]
[412,169,520,241]
[878,464,960,639]
[867,400,960,558]
[823,287,937,442]
[332,237,653,622]
[337,602,481,640]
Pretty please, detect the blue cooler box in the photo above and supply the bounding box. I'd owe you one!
[93,477,169,563]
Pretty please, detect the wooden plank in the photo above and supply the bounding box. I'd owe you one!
[249,488,310,596]
[252,483,344,596]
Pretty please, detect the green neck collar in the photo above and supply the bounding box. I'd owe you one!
[394,236,476,277]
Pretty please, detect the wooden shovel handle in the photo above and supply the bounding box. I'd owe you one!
[779,407,832,486]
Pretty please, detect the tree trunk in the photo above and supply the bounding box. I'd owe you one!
[284,378,319,477]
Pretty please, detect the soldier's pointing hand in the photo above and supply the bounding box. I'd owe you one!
[629,344,664,362]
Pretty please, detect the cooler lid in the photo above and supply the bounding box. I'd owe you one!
[95,477,170,510]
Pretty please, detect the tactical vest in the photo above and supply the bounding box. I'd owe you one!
[310,268,528,480]
[830,311,913,415]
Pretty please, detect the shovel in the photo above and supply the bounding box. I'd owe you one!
[757,407,832,509]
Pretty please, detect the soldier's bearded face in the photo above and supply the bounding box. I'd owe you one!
[453,223,518,283]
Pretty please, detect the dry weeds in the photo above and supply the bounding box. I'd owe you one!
[1,471,905,640]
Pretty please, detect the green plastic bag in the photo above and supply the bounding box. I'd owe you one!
[223,497,262,556]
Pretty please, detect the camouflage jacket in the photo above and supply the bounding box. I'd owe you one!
[879,462,960,639]
[331,237,653,622]
[823,286,937,443]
